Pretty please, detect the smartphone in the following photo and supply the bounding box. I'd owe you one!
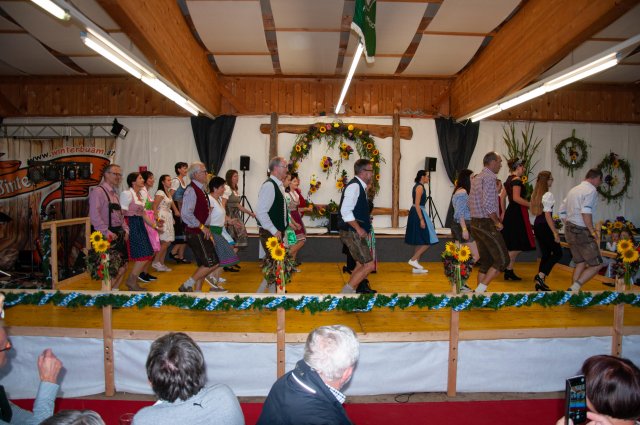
[565,375,587,425]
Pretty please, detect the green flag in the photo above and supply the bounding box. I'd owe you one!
[351,0,376,63]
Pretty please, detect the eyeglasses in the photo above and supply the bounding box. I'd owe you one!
[0,340,11,352]
[107,172,122,177]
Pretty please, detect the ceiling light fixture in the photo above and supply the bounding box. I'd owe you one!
[462,34,640,122]
[81,33,143,79]
[335,43,364,115]
[31,0,70,20]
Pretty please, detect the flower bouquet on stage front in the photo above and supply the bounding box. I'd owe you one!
[86,231,123,289]
[441,242,474,294]
[610,239,640,288]
[262,236,296,292]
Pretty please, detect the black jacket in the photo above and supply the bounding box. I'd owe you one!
[257,360,353,425]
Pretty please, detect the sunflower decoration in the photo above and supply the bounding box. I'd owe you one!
[308,174,321,197]
[288,121,385,196]
[320,156,333,175]
[85,231,122,284]
[597,151,631,204]
[336,169,349,192]
[617,239,632,254]
[611,237,640,287]
[622,248,639,263]
[441,241,474,294]
[262,239,296,291]
[555,129,588,177]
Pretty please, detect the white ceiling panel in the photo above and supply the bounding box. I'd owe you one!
[271,0,343,29]
[109,32,150,65]
[71,0,120,29]
[354,56,401,76]
[70,56,127,75]
[215,55,275,75]
[0,60,26,76]
[187,1,269,53]
[0,34,81,75]
[428,0,520,33]
[0,14,21,31]
[594,3,640,38]
[0,1,86,55]
[373,2,428,54]
[403,34,483,75]
[277,32,340,75]
[539,40,619,81]
[583,64,640,84]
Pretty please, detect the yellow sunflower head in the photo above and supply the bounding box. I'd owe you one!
[366,143,373,150]
[617,239,632,254]
[347,124,354,131]
[521,175,528,184]
[270,245,286,261]
[319,126,326,133]
[458,246,471,262]
[341,153,349,159]
[340,143,347,150]
[375,174,380,181]
[266,237,279,250]
[94,240,109,253]
[622,248,639,263]
[336,181,344,189]
[613,221,624,230]
[90,231,104,245]
[295,145,302,152]
[372,149,379,156]
[445,241,457,255]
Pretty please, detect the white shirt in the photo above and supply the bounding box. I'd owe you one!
[207,195,226,227]
[340,176,368,224]
[119,188,144,210]
[171,176,189,192]
[256,176,285,235]
[562,180,598,227]
[542,192,555,213]
[222,184,235,200]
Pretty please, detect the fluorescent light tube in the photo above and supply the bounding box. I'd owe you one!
[499,86,547,110]
[86,28,154,77]
[82,34,143,79]
[31,0,70,20]
[470,105,502,122]
[335,42,364,114]
[544,53,618,91]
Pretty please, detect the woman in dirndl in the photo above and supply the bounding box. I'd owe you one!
[223,169,255,252]
[404,170,439,274]
[206,176,240,291]
[152,174,180,272]
[169,162,190,264]
[120,172,157,291]
[285,172,308,267]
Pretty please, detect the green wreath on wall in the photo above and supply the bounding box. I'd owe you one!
[555,129,588,177]
[597,152,631,204]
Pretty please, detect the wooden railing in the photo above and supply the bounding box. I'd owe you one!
[41,217,91,289]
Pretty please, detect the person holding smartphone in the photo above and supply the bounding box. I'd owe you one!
[556,355,640,425]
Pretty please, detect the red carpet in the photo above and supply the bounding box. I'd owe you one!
[13,397,564,424]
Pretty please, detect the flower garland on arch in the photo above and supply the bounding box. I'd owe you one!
[597,152,631,204]
[555,129,588,177]
[289,122,384,195]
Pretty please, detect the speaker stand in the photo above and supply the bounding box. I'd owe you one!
[239,169,254,224]
[425,172,443,228]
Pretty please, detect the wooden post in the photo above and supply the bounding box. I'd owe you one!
[276,281,286,378]
[447,310,460,397]
[391,113,401,228]
[50,225,58,289]
[611,277,625,357]
[269,112,278,160]
[102,305,115,396]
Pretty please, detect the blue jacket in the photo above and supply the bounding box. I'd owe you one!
[257,360,353,425]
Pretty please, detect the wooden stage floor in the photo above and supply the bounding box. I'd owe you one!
[4,262,639,335]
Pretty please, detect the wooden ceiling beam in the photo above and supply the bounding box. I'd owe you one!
[96,0,247,115]
[450,0,640,119]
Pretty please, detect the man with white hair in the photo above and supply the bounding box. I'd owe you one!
[257,325,359,425]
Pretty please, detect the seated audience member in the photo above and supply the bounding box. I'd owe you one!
[40,410,105,425]
[557,355,640,425]
[0,295,63,425]
[133,332,244,425]
[257,325,360,425]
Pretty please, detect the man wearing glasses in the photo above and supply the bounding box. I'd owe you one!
[0,295,63,423]
[89,163,129,290]
[338,159,377,294]
[256,157,290,293]
[178,162,221,292]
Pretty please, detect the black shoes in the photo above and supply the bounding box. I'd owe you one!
[534,275,550,291]
[138,272,157,283]
[504,269,522,281]
[169,252,191,264]
[342,266,353,274]
[356,279,377,294]
[224,266,240,272]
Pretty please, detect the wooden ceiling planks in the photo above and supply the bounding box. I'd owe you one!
[95,0,245,115]
[450,0,640,119]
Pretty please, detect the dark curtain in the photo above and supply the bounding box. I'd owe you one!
[435,117,479,227]
[190,115,236,175]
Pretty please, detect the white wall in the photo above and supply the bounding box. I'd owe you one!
[7,116,639,226]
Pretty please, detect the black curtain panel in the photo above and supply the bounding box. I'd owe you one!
[190,115,237,175]
[435,117,479,227]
